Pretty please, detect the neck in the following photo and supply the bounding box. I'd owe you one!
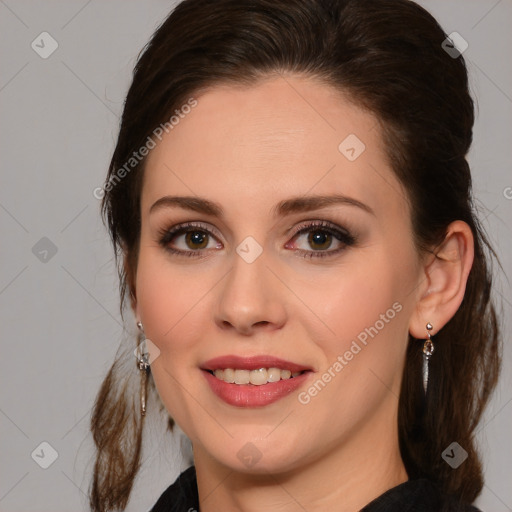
[194,402,408,512]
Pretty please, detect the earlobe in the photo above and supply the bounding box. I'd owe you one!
[409,220,474,339]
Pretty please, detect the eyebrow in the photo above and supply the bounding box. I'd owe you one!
[149,194,375,217]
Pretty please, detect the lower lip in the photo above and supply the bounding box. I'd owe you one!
[202,370,310,407]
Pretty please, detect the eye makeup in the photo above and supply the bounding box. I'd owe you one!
[156,218,357,260]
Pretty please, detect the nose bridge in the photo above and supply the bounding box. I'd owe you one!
[214,242,286,333]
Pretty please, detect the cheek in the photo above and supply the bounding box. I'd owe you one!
[134,248,207,402]
[300,247,414,390]
[290,260,411,442]
[135,247,208,346]
[134,248,212,427]
[305,259,403,342]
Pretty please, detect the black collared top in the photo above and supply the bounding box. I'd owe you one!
[149,466,482,512]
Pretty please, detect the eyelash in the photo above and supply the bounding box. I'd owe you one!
[157,220,356,259]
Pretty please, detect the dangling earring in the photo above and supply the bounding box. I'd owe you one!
[136,321,150,416]
[422,322,434,395]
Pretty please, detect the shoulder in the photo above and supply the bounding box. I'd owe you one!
[361,478,483,512]
[149,466,198,512]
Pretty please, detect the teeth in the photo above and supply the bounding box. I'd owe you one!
[250,368,268,385]
[234,369,250,384]
[267,367,281,382]
[211,367,304,385]
[223,368,235,383]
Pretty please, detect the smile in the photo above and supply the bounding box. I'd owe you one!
[209,368,304,385]
[201,355,313,407]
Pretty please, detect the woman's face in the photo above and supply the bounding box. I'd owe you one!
[134,75,424,474]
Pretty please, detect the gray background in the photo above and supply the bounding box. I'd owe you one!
[0,1,510,510]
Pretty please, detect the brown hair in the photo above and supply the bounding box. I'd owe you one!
[90,0,501,510]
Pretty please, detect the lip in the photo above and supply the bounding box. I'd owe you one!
[202,370,310,407]
[200,355,313,408]
[201,355,312,373]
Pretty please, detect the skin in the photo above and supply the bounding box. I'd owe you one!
[131,74,474,512]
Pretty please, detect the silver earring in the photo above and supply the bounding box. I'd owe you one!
[136,321,149,416]
[422,322,434,395]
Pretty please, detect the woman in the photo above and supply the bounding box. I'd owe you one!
[90,0,501,510]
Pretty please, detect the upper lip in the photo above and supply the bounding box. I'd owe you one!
[201,355,312,373]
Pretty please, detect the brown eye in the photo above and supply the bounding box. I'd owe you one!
[185,230,209,249]
[307,230,333,251]
[286,220,356,259]
[158,222,222,257]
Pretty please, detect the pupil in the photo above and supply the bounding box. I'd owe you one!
[186,231,208,249]
[308,230,331,250]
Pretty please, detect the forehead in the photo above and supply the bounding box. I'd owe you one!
[141,75,409,221]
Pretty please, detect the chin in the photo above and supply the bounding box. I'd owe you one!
[200,432,309,475]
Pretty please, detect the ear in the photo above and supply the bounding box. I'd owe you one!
[409,220,474,339]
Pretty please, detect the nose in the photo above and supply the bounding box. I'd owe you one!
[213,248,287,336]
